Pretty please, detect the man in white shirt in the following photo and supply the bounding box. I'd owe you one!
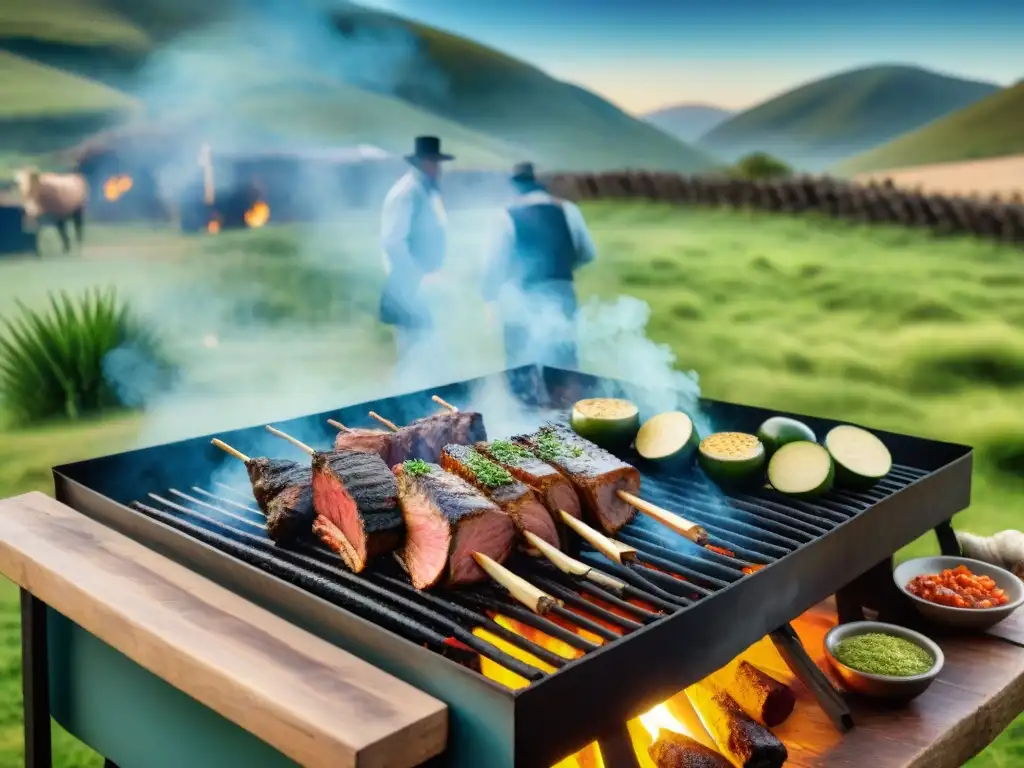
[379,136,453,372]
[482,162,597,370]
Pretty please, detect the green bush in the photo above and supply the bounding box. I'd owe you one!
[0,288,173,425]
[732,152,792,180]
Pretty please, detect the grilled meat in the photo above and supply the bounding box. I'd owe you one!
[649,731,732,768]
[515,423,640,534]
[334,411,486,466]
[440,444,560,550]
[333,427,393,465]
[394,460,516,590]
[311,450,403,573]
[245,457,315,545]
[727,661,795,727]
[688,682,788,768]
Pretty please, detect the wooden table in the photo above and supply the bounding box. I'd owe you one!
[0,492,448,768]
[0,491,1021,768]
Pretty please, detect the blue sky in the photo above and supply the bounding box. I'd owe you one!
[361,0,1023,113]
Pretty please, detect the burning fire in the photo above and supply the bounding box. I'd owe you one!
[207,218,221,234]
[244,200,270,228]
[103,175,133,202]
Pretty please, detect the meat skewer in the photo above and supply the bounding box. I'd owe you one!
[394,460,517,590]
[327,419,393,464]
[687,681,788,768]
[210,438,313,545]
[440,444,561,551]
[432,394,458,412]
[264,426,403,574]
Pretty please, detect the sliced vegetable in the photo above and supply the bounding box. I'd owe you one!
[635,411,699,466]
[767,441,834,498]
[756,416,816,457]
[569,398,640,451]
[698,432,766,486]
[824,425,892,489]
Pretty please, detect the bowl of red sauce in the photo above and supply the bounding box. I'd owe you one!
[893,556,1024,630]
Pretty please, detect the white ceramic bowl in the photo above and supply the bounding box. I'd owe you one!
[824,621,943,701]
[893,555,1024,630]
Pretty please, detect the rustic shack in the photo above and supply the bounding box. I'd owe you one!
[0,189,37,256]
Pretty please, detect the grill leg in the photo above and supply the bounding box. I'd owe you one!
[21,590,52,768]
[599,722,641,768]
[934,519,961,557]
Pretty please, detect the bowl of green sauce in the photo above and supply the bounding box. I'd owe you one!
[824,621,944,701]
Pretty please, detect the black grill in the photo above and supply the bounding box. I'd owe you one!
[52,366,972,768]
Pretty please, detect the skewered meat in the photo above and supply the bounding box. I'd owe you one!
[649,731,732,768]
[726,661,795,727]
[311,450,404,573]
[688,681,788,768]
[394,460,516,590]
[333,427,393,464]
[245,457,315,544]
[440,444,560,550]
[477,440,583,527]
[515,423,640,534]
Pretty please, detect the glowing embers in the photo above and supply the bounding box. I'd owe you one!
[103,175,133,202]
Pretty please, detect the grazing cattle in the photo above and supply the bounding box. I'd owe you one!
[14,168,89,255]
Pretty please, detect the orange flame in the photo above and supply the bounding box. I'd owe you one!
[103,175,133,202]
[207,218,221,234]
[244,200,270,228]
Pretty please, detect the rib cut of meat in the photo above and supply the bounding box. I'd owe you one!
[394,461,516,590]
[440,444,560,550]
[515,423,640,534]
[333,427,393,465]
[391,411,487,465]
[310,450,403,573]
[245,458,315,544]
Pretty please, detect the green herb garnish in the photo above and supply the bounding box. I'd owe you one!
[833,633,934,677]
[403,459,432,477]
[463,450,514,488]
[487,440,533,466]
[534,429,584,462]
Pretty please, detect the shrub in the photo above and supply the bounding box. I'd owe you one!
[0,288,173,425]
[731,152,792,180]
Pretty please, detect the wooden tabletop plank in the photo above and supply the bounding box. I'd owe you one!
[0,492,448,768]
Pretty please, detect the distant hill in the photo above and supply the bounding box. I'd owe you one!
[698,65,1000,171]
[836,81,1024,173]
[0,0,714,172]
[642,104,733,142]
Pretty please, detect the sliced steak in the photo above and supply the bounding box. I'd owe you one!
[515,423,640,534]
[440,444,560,551]
[310,450,403,573]
[391,411,487,464]
[394,460,516,590]
[333,427,394,465]
[245,457,315,544]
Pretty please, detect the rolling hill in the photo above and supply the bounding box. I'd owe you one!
[642,104,734,142]
[698,65,1000,171]
[836,81,1024,174]
[0,0,713,172]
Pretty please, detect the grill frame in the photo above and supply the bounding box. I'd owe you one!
[52,366,972,768]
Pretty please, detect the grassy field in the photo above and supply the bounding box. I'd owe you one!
[839,81,1024,174]
[0,203,1022,766]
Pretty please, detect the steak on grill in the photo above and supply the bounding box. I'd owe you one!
[333,427,393,465]
[394,460,516,590]
[245,458,315,545]
[439,444,560,550]
[334,411,486,466]
[311,450,404,573]
[514,423,640,534]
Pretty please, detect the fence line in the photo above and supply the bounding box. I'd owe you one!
[542,171,1024,245]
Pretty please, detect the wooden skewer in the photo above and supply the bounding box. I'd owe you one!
[264,426,315,456]
[431,394,458,413]
[522,532,627,593]
[472,552,559,615]
[327,419,350,433]
[211,438,250,464]
[368,411,401,432]
[559,511,638,565]
[617,490,708,545]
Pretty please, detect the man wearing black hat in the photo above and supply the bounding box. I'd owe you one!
[379,136,454,374]
[482,162,597,370]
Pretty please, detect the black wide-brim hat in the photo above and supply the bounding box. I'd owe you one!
[511,161,536,183]
[405,135,454,162]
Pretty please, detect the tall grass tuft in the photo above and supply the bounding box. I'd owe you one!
[0,288,173,425]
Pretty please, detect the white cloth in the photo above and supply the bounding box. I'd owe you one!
[380,168,448,279]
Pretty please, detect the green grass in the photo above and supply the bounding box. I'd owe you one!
[0,205,1022,765]
[837,81,1024,173]
[698,65,999,170]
